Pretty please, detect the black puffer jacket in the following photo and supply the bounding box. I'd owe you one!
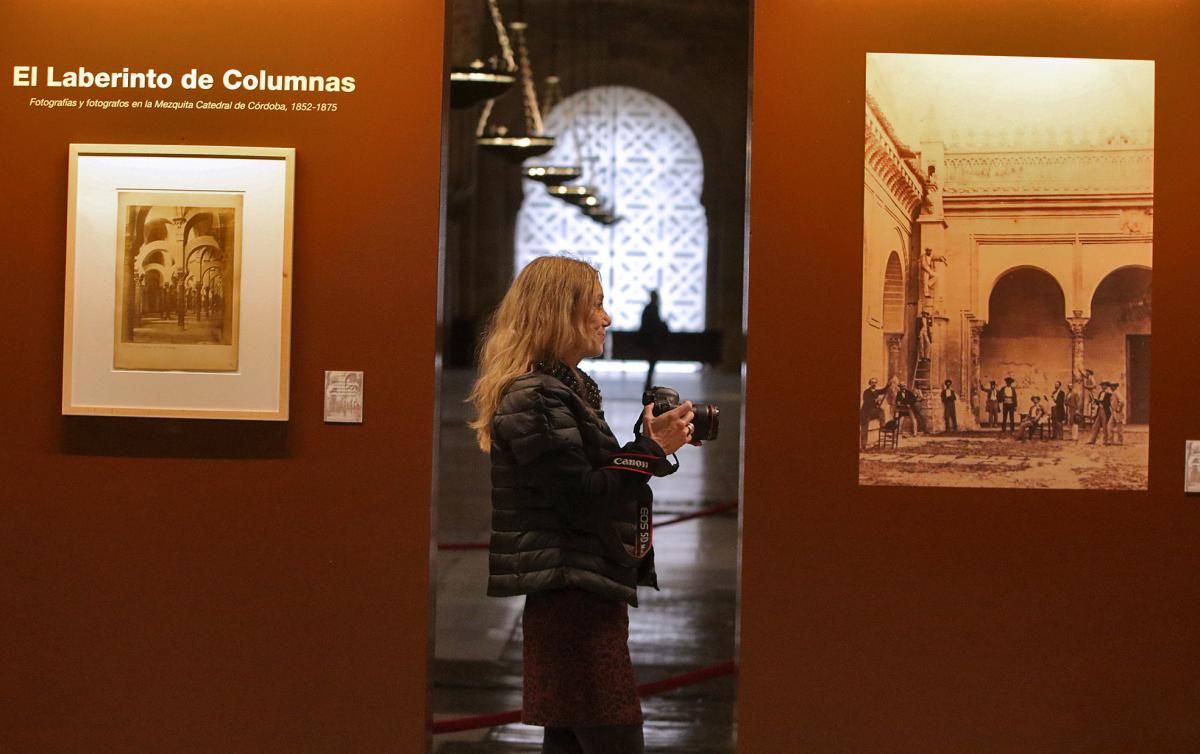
[487,369,670,607]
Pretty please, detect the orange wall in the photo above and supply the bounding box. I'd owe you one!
[0,1,443,750]
[741,1,1200,750]
[7,0,1200,751]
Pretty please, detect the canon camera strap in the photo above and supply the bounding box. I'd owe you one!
[636,497,652,559]
[624,413,682,561]
[602,448,658,560]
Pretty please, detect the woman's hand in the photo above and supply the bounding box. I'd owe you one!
[643,400,694,455]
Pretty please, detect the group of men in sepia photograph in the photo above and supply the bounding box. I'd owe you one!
[859,368,1127,450]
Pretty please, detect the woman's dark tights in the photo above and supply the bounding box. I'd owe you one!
[542,725,644,754]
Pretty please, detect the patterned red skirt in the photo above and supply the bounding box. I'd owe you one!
[521,588,643,728]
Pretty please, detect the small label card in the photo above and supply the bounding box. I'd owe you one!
[324,370,363,424]
[1188,441,1200,494]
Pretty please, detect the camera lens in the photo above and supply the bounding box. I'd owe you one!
[692,404,720,441]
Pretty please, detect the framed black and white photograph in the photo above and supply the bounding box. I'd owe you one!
[323,371,364,424]
[64,144,295,420]
[858,54,1153,489]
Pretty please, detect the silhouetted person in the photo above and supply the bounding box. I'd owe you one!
[639,290,669,393]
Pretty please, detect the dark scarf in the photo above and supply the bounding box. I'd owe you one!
[532,359,602,411]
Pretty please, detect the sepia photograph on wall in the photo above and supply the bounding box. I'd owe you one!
[1187,442,1200,494]
[859,53,1153,490]
[324,370,364,424]
[114,191,242,372]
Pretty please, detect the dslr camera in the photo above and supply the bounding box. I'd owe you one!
[642,386,720,441]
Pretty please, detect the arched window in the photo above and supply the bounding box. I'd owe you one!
[882,252,904,333]
[515,86,708,333]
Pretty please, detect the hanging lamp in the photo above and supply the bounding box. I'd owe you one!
[544,90,601,208]
[563,152,621,226]
[546,184,598,206]
[524,164,583,185]
[449,0,517,109]
[541,43,618,225]
[523,76,584,185]
[476,21,555,162]
[450,63,516,110]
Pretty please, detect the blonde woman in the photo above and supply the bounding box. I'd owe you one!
[469,256,695,754]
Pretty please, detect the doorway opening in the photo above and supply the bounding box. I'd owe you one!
[1126,334,1150,424]
[431,1,752,752]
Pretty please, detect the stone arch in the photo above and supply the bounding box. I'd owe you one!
[980,263,1073,322]
[1084,264,1152,317]
[183,211,214,244]
[143,216,169,244]
[987,266,1068,330]
[980,267,1072,401]
[140,250,166,271]
[1085,266,1151,422]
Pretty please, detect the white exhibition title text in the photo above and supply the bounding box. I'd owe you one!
[12,66,356,93]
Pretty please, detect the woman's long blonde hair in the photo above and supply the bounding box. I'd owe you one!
[468,256,601,451]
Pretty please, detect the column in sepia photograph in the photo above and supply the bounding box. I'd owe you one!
[859,53,1153,490]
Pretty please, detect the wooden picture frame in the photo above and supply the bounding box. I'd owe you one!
[63,144,295,420]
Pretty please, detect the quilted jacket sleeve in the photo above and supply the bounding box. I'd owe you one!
[529,434,666,517]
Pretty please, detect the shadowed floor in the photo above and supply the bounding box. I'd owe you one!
[432,367,741,753]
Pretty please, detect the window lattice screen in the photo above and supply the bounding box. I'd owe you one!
[515,86,708,333]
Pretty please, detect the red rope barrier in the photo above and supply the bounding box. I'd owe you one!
[431,661,737,735]
[432,708,523,735]
[435,501,739,551]
[635,660,737,697]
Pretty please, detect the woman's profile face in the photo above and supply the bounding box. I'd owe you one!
[578,284,611,362]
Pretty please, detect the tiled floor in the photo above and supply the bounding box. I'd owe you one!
[432,366,742,752]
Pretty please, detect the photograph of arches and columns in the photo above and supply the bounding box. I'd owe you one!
[115,192,241,373]
[859,53,1152,490]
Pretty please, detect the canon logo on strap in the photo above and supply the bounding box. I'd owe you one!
[612,456,651,471]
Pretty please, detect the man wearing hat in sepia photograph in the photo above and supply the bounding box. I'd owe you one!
[999,377,1019,433]
[860,377,885,451]
[1014,395,1046,441]
[1107,382,1126,446]
[1088,382,1114,446]
[980,379,1000,428]
[940,379,958,433]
